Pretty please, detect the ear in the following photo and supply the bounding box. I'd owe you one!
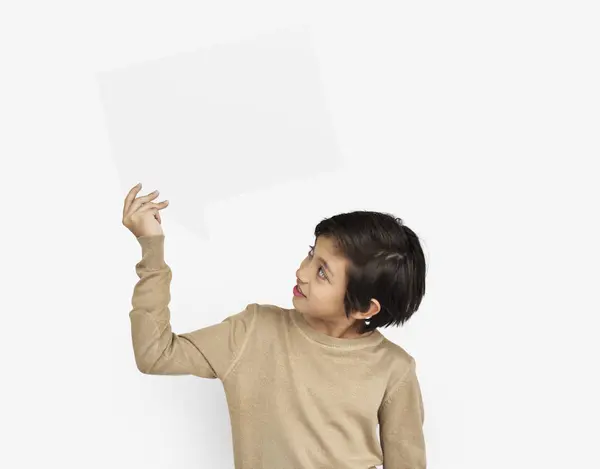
[352,299,381,320]
[365,299,381,319]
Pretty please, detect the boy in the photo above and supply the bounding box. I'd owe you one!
[123,183,427,468]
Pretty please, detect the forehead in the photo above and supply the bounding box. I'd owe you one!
[315,236,347,265]
[315,235,339,253]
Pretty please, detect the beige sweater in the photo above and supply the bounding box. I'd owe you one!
[130,235,426,469]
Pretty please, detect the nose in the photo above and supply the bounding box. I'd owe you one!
[295,269,306,286]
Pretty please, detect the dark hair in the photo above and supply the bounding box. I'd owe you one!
[314,210,427,333]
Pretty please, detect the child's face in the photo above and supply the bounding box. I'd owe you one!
[294,235,354,324]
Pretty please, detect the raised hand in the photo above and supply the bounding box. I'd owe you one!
[122,183,169,238]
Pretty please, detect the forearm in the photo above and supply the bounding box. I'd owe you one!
[129,235,175,373]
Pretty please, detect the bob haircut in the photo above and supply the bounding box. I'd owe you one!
[313,210,427,333]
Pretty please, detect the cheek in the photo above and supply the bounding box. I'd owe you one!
[317,286,338,303]
[309,285,324,300]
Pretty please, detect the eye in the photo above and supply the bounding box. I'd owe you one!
[307,245,328,280]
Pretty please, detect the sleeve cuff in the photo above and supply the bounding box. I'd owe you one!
[136,234,166,270]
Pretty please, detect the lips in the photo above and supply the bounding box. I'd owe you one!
[296,284,306,296]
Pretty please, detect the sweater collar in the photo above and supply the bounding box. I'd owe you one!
[289,308,385,349]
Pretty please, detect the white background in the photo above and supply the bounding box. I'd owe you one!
[1,1,599,468]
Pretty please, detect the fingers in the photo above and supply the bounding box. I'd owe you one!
[129,190,160,213]
[123,183,169,228]
[123,183,142,216]
[125,185,162,217]
[137,200,169,213]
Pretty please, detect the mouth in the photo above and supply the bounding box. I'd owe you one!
[294,284,306,297]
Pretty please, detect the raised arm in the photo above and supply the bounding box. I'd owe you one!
[129,234,256,380]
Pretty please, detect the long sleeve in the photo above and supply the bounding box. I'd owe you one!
[378,358,427,469]
[129,234,257,380]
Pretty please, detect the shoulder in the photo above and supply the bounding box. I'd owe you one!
[231,303,290,330]
[239,303,287,321]
[376,336,420,402]
[378,335,416,370]
[254,302,287,315]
